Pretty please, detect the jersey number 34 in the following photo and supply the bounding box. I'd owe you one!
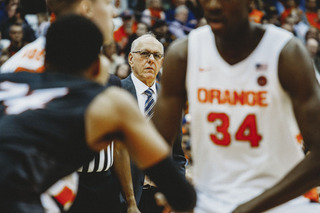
[208,112,262,147]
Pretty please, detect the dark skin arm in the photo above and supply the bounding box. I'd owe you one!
[233,38,320,213]
[152,38,191,213]
[152,38,188,146]
[113,142,140,213]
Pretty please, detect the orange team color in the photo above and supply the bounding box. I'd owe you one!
[197,88,268,107]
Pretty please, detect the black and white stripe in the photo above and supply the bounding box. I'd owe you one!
[78,142,114,173]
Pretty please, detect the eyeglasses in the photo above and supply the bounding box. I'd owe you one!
[132,51,163,60]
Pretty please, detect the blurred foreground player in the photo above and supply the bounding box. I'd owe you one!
[0,15,196,213]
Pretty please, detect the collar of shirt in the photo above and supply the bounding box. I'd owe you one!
[131,73,157,114]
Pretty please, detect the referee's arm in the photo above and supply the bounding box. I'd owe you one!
[113,141,139,212]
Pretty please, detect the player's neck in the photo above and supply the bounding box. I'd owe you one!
[215,23,264,65]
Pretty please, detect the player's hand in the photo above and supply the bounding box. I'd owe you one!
[155,192,193,213]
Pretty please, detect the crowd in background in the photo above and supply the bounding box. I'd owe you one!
[1,0,320,192]
[1,0,320,75]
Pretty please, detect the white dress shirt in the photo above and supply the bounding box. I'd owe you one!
[131,73,157,115]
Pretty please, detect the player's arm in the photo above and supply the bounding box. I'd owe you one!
[152,38,188,146]
[113,141,140,213]
[232,38,320,213]
[85,87,196,211]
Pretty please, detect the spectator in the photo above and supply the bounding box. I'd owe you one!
[165,0,197,28]
[1,4,36,44]
[262,5,281,26]
[141,0,166,27]
[288,7,310,41]
[305,25,320,41]
[115,62,131,80]
[281,20,295,34]
[306,37,320,72]
[0,0,19,24]
[102,41,126,74]
[305,0,320,29]
[279,0,302,24]
[114,9,138,54]
[168,5,193,38]
[124,21,149,59]
[0,0,19,36]
[6,22,24,56]
[113,0,128,16]
[306,37,319,58]
[249,0,265,23]
[151,20,176,52]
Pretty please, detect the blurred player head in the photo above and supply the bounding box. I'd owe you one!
[45,14,103,80]
[46,0,115,45]
[199,0,252,38]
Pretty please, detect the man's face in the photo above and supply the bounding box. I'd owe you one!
[129,37,164,87]
[199,0,251,37]
[90,0,115,45]
[136,23,148,37]
[9,25,23,43]
[175,8,188,23]
[6,0,19,18]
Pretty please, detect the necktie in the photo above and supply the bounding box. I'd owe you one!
[144,88,155,119]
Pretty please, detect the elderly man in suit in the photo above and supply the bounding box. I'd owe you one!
[121,33,186,213]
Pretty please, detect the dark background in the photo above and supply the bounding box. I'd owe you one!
[20,0,47,14]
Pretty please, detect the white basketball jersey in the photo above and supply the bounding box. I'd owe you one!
[187,25,309,212]
[0,36,46,73]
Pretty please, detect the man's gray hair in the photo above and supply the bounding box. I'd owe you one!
[130,33,164,53]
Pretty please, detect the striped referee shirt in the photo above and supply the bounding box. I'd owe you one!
[78,74,120,173]
[78,142,114,173]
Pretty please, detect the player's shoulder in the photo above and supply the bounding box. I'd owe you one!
[166,37,188,62]
[97,87,137,108]
[87,87,137,116]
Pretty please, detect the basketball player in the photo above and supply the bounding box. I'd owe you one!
[0,0,137,212]
[153,0,320,212]
[0,14,196,213]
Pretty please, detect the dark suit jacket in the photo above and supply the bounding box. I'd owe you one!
[121,75,186,206]
[107,74,121,87]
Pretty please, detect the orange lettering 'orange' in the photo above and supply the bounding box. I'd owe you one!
[210,89,220,104]
[198,88,207,103]
[197,88,268,107]
[234,91,244,105]
[257,91,267,106]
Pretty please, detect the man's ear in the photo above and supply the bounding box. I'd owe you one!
[159,57,164,68]
[88,57,100,78]
[128,52,134,67]
[79,0,93,17]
